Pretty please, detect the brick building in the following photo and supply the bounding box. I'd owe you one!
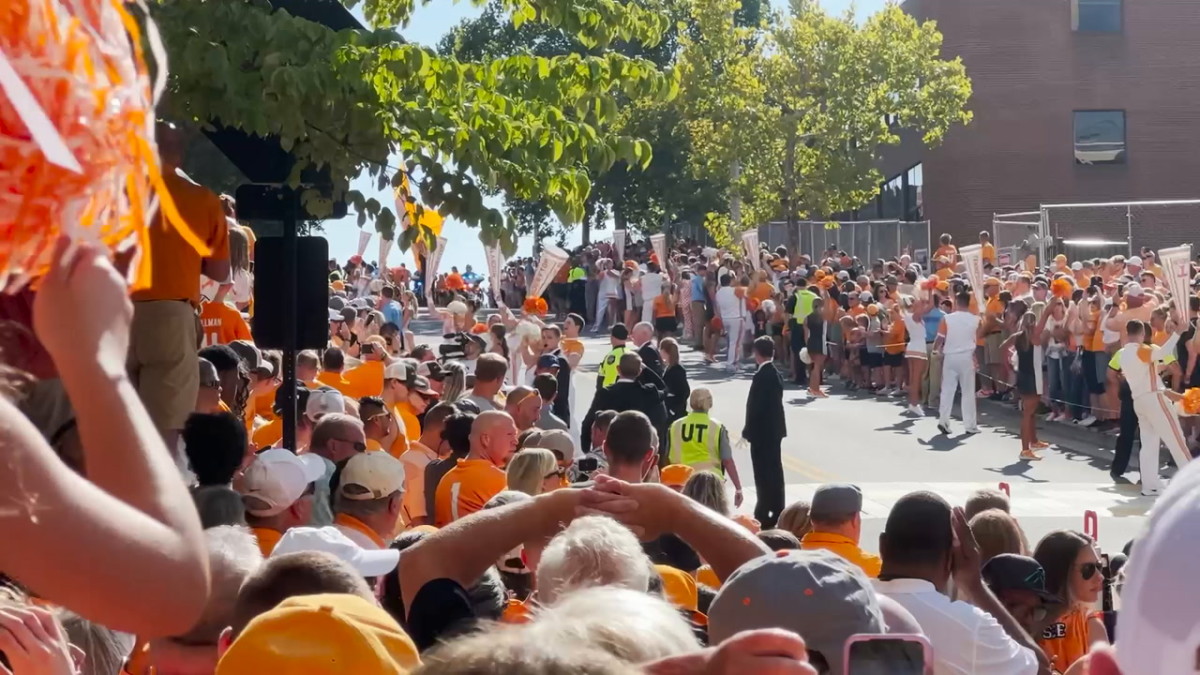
[863,0,1200,256]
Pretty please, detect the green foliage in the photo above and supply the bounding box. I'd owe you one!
[676,0,972,232]
[150,0,675,245]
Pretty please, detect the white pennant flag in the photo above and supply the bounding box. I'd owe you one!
[426,236,448,304]
[529,246,570,300]
[357,230,373,257]
[959,244,986,307]
[379,237,393,270]
[613,230,627,261]
[650,233,668,274]
[1159,244,1193,311]
[741,230,761,271]
[485,241,506,307]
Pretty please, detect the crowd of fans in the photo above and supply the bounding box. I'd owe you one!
[2,122,1199,672]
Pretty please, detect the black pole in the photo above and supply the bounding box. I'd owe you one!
[281,187,298,451]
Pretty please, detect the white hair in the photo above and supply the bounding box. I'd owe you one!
[179,525,263,642]
[536,516,651,605]
[526,587,700,663]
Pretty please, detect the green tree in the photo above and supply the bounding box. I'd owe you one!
[677,0,972,252]
[150,0,673,254]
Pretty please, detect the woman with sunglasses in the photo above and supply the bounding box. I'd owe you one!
[505,448,563,496]
[1033,530,1109,673]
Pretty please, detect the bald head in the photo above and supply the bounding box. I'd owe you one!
[504,386,540,431]
[310,413,366,462]
[470,411,519,467]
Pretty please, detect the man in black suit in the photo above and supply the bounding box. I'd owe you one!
[743,336,787,528]
[581,352,668,458]
[631,321,667,391]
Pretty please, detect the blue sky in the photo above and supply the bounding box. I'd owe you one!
[331,0,891,272]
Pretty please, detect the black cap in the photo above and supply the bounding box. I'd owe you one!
[611,323,629,341]
[981,554,1060,603]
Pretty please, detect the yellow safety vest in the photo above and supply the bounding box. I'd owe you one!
[669,412,723,475]
[792,289,818,322]
[599,345,627,387]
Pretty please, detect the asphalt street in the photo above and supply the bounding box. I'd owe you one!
[414,314,1154,555]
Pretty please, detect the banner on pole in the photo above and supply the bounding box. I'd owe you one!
[741,230,761,271]
[613,230,626,261]
[357,230,372,258]
[959,244,986,307]
[529,246,570,300]
[1159,244,1193,312]
[484,241,506,307]
[425,236,447,303]
[650,234,667,271]
[378,237,393,269]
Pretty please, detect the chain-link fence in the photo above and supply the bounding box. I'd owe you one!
[992,211,1043,269]
[757,220,931,267]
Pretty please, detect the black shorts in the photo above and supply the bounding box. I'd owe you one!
[883,352,905,368]
[1082,350,1106,394]
[863,351,884,368]
[770,322,786,337]
[654,317,678,334]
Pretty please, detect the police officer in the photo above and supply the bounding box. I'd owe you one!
[788,277,819,384]
[598,323,630,389]
[668,387,744,507]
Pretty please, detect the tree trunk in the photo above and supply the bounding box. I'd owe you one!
[785,130,800,259]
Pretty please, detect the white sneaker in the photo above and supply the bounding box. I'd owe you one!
[908,405,924,416]
[1141,486,1162,497]
[891,389,906,398]
[1077,415,1098,427]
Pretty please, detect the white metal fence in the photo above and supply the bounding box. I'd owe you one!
[757,220,931,267]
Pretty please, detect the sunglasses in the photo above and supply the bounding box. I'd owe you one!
[338,439,368,453]
[543,467,567,480]
[1079,562,1102,581]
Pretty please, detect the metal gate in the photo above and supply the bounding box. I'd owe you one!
[757,220,931,267]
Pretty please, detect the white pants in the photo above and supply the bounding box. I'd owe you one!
[940,352,978,430]
[722,316,744,367]
[642,301,655,324]
[593,298,612,332]
[1133,392,1191,491]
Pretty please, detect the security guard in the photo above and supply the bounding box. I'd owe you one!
[667,388,744,505]
[598,323,630,389]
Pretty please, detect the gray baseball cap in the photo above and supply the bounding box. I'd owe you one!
[811,483,864,520]
[709,549,884,673]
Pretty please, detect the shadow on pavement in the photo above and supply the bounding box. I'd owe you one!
[983,462,1050,483]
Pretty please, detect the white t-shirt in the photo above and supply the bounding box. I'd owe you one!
[1117,335,1180,398]
[941,311,981,355]
[641,272,663,302]
[232,268,253,305]
[874,578,1038,675]
[599,270,620,299]
[714,286,744,320]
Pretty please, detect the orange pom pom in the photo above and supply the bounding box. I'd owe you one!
[710,317,723,331]
[1051,278,1073,299]
[470,322,488,334]
[1181,388,1200,416]
[1,0,184,290]
[523,296,548,316]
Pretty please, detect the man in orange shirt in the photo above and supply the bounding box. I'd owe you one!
[129,122,230,446]
[434,411,518,526]
[979,230,997,267]
[199,282,252,347]
[315,347,353,395]
[235,447,325,556]
[382,360,427,457]
[799,483,881,577]
[445,266,466,293]
[342,338,387,398]
[933,233,958,267]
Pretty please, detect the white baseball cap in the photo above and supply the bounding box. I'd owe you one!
[270,526,400,577]
[1116,459,1200,674]
[339,452,406,501]
[305,387,345,420]
[383,360,414,383]
[1125,283,1144,298]
[235,448,326,517]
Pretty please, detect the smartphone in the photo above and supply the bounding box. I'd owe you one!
[844,634,932,675]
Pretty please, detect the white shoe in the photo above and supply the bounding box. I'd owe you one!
[1141,486,1162,497]
[1077,415,1097,427]
[1045,412,1058,422]
[891,389,905,398]
[907,405,924,416]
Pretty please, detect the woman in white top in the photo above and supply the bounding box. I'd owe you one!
[901,295,930,416]
[713,272,746,371]
[595,259,620,333]
[227,227,253,311]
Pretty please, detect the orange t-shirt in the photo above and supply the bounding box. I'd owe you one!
[252,417,282,450]
[434,458,507,526]
[1038,607,1091,674]
[884,320,907,355]
[199,301,252,346]
[132,168,230,306]
[981,242,996,265]
[749,282,775,302]
[654,295,675,318]
[935,245,958,265]
[561,338,585,358]
[342,360,385,399]
[446,273,466,291]
[251,527,282,556]
[316,370,354,396]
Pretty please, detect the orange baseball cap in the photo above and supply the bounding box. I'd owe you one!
[331,279,346,291]
[660,464,694,487]
[656,564,708,626]
[215,594,419,674]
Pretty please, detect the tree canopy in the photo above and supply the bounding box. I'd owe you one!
[151,0,676,254]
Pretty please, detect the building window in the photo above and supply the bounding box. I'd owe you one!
[904,163,923,221]
[1073,0,1121,32]
[1074,110,1126,165]
[880,175,904,219]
